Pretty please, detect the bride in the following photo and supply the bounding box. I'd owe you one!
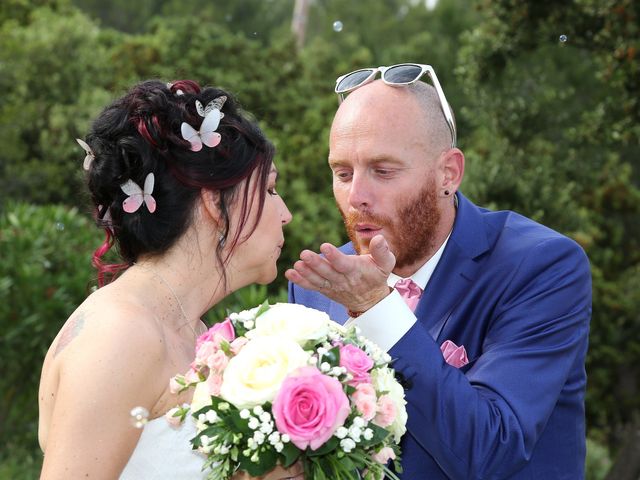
[38,80,302,479]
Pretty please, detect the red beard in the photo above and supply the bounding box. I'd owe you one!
[339,178,442,270]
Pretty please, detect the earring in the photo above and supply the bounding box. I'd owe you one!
[218,232,226,247]
[444,190,450,196]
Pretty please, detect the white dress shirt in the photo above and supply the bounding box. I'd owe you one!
[347,233,451,352]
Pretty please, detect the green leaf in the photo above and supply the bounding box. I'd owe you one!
[281,442,302,468]
[324,346,341,366]
[307,436,339,457]
[254,299,271,318]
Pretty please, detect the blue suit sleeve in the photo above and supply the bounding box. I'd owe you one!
[390,236,591,478]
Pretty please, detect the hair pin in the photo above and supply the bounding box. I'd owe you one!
[181,97,226,152]
[120,173,156,213]
[76,138,95,170]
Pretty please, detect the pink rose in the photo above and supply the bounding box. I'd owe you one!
[195,341,216,367]
[273,366,350,451]
[205,372,223,396]
[374,395,397,427]
[164,407,182,427]
[185,368,201,384]
[372,446,396,464]
[196,318,235,351]
[339,344,374,385]
[230,337,248,355]
[351,383,377,421]
[169,376,183,394]
[440,340,469,368]
[207,349,229,373]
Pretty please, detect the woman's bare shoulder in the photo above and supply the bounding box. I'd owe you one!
[50,284,166,366]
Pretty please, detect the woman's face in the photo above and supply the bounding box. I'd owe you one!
[228,163,292,285]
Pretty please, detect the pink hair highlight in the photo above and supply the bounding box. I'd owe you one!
[92,229,128,287]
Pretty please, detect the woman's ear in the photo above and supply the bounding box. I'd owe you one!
[200,188,222,225]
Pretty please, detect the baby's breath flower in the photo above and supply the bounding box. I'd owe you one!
[340,438,356,453]
[260,422,274,435]
[200,435,210,446]
[320,362,331,372]
[239,409,250,419]
[335,426,349,439]
[348,426,362,442]
[281,434,290,443]
[253,406,264,416]
[248,417,260,430]
[352,416,365,428]
[363,428,374,441]
[274,442,284,452]
[253,431,266,445]
[268,432,281,445]
[218,402,230,411]
[259,411,271,423]
[205,410,219,423]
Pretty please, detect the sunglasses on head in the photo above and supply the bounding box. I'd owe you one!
[335,63,457,148]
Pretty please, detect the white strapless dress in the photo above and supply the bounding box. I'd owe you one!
[119,416,210,479]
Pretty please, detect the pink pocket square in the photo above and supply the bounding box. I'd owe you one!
[440,340,469,368]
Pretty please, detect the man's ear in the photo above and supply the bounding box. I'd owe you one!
[200,188,222,224]
[441,148,465,195]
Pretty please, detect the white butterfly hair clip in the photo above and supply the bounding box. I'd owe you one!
[76,138,95,170]
[180,96,227,152]
[120,173,157,214]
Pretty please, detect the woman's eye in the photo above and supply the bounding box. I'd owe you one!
[267,187,278,196]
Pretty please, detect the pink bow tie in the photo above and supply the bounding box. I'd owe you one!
[395,278,422,312]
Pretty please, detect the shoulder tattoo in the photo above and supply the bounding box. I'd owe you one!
[53,311,86,357]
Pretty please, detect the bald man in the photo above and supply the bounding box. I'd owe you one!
[286,67,591,479]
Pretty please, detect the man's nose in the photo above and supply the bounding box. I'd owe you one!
[348,172,373,210]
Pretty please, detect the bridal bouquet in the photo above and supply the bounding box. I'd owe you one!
[168,302,407,480]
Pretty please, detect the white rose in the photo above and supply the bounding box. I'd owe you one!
[220,336,310,408]
[246,303,330,346]
[190,381,213,413]
[371,367,408,443]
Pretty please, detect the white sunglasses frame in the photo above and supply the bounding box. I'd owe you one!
[335,63,457,148]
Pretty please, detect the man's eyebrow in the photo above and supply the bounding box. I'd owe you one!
[329,156,404,167]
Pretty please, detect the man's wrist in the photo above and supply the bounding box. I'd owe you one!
[347,286,393,318]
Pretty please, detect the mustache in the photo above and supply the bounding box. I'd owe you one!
[341,210,394,231]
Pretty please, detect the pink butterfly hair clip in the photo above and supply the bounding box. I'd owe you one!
[120,173,157,214]
[180,96,227,152]
[76,138,95,170]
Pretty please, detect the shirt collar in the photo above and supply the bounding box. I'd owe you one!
[387,231,452,290]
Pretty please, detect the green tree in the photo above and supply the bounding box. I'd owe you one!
[457,0,640,449]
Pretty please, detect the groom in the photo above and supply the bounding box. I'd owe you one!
[285,65,591,479]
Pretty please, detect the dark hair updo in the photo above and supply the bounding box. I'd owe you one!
[83,79,274,286]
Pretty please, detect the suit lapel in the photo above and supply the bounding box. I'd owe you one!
[414,193,491,342]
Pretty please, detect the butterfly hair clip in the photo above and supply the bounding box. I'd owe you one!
[180,96,227,152]
[76,138,95,170]
[120,173,157,214]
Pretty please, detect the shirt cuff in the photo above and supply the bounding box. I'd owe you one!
[349,290,417,352]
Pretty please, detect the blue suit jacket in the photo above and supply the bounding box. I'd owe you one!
[289,192,591,479]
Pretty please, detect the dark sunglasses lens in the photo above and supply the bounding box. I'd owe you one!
[336,70,375,92]
[384,64,423,84]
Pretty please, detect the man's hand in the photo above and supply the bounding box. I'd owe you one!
[285,234,395,313]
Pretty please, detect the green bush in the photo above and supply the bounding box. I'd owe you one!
[0,203,100,452]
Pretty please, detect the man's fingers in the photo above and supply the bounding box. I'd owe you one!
[319,243,353,274]
[369,235,396,274]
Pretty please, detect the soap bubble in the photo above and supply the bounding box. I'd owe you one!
[559,34,568,43]
[130,406,149,428]
[333,21,343,32]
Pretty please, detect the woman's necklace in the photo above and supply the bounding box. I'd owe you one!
[150,268,202,340]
